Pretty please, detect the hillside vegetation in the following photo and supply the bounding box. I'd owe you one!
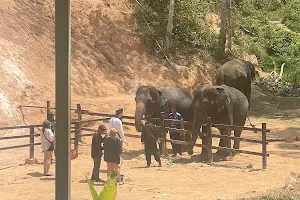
[135,0,300,87]
[0,0,217,125]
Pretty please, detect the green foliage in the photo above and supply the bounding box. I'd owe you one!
[283,2,300,32]
[134,0,300,86]
[134,0,218,56]
[87,170,117,200]
[232,0,300,86]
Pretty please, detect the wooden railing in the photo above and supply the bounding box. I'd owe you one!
[2,101,270,169]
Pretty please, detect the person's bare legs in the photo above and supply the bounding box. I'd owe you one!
[115,164,123,185]
[43,152,47,174]
[106,163,112,178]
[44,151,53,175]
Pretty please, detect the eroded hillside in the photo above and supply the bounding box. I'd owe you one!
[0,0,217,126]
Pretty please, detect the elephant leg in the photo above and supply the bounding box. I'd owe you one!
[244,84,251,110]
[216,128,232,158]
[200,126,208,157]
[183,126,192,153]
[187,130,199,155]
[232,129,242,156]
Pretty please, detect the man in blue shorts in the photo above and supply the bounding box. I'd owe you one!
[168,105,184,157]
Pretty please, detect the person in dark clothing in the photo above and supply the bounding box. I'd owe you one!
[141,115,162,167]
[104,128,123,185]
[168,105,184,157]
[91,125,107,182]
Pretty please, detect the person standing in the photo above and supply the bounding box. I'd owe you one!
[168,105,184,157]
[109,109,127,147]
[104,128,123,185]
[41,120,54,176]
[141,115,162,167]
[91,125,107,182]
[47,112,56,134]
[47,112,56,163]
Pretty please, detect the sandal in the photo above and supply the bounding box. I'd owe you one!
[44,172,54,176]
[118,182,124,185]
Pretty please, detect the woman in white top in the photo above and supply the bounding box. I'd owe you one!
[41,120,54,176]
[109,109,127,147]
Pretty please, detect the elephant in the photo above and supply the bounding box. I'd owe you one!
[216,59,255,108]
[134,86,194,133]
[187,84,249,159]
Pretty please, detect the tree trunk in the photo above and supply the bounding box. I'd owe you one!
[219,0,230,56]
[226,0,232,50]
[164,0,175,53]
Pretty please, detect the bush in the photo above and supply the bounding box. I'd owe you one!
[232,0,300,86]
[283,2,300,32]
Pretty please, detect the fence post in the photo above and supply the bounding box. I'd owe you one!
[74,122,79,150]
[76,104,82,142]
[160,112,167,156]
[262,123,267,169]
[47,101,51,115]
[206,117,213,163]
[25,126,38,164]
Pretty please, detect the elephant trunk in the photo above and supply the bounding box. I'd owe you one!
[187,112,205,155]
[135,102,146,132]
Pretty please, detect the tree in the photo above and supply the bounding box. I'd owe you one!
[219,0,231,56]
[164,0,175,53]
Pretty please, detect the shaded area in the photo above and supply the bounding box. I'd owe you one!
[268,127,300,140]
[121,149,144,160]
[249,85,300,120]
[27,172,43,178]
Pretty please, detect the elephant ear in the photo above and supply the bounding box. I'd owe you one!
[158,91,168,108]
[216,87,230,112]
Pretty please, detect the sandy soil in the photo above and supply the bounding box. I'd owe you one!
[1,87,300,200]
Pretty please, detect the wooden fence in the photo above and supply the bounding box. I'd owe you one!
[152,112,270,169]
[1,101,270,169]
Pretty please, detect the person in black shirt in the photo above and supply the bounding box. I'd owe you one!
[141,115,162,167]
[91,125,107,182]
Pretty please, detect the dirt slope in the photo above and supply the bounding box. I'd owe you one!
[0,0,217,127]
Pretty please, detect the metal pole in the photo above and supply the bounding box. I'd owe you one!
[55,0,71,199]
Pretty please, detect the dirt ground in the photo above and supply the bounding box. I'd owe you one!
[1,86,300,200]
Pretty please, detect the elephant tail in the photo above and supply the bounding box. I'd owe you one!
[246,114,257,133]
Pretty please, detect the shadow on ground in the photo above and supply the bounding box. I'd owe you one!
[79,179,105,186]
[249,85,300,120]
[121,149,144,160]
[40,177,55,181]
[27,172,43,177]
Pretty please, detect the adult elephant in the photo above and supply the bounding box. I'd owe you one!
[216,59,255,108]
[187,84,249,159]
[135,86,193,132]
